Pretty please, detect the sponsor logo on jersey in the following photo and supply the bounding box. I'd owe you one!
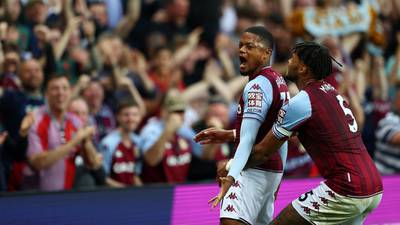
[166,152,191,166]
[250,83,261,90]
[247,92,263,109]
[113,162,135,173]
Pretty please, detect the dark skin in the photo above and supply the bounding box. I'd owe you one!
[243,52,315,224]
[195,32,272,225]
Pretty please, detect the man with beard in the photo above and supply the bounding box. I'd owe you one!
[0,58,44,141]
[195,26,289,225]
[233,42,383,224]
[0,58,44,190]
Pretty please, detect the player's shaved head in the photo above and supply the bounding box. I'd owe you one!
[244,26,274,49]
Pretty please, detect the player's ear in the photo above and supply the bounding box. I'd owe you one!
[299,64,307,74]
[262,48,272,61]
[265,48,272,56]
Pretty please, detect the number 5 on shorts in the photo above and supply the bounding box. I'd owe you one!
[298,190,314,202]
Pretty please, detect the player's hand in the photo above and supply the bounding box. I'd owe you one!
[208,176,234,208]
[216,160,228,186]
[194,128,234,144]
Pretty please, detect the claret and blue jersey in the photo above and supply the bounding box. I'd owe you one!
[272,80,383,197]
[228,67,289,180]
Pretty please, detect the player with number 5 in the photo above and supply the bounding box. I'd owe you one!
[245,42,383,225]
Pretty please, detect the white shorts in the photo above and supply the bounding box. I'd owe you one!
[292,182,382,225]
[220,168,283,225]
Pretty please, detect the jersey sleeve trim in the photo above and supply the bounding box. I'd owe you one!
[272,124,292,139]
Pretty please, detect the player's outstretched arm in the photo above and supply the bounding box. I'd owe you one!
[247,129,286,168]
[209,118,261,208]
[193,127,235,145]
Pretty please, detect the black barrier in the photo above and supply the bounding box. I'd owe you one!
[0,186,174,225]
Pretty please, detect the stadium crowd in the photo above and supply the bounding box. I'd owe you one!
[0,0,398,192]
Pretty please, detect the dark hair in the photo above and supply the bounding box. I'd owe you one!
[116,99,138,113]
[244,26,274,49]
[45,74,70,90]
[292,42,333,80]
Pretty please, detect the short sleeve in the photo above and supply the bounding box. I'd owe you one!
[99,141,113,175]
[98,131,121,175]
[26,112,45,157]
[178,126,202,158]
[140,120,163,153]
[272,91,312,139]
[242,76,273,122]
[27,127,44,157]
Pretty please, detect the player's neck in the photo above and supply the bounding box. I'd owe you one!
[251,63,270,78]
[297,76,317,90]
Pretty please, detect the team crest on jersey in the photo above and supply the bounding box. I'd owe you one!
[237,104,242,114]
[115,150,123,158]
[178,138,188,150]
[277,109,286,124]
[247,92,263,108]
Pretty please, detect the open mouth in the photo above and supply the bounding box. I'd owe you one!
[239,55,247,71]
[239,56,247,64]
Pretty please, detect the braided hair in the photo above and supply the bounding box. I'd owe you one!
[292,42,340,80]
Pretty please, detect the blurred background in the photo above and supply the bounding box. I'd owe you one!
[0,0,399,224]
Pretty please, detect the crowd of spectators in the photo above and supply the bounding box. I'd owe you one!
[0,0,399,192]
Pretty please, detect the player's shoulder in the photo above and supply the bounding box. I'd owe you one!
[245,75,272,92]
[286,91,311,110]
